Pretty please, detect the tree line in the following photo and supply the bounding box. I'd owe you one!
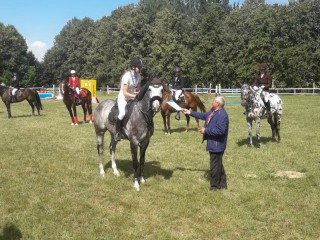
[1,0,319,88]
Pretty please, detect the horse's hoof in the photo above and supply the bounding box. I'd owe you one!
[257,144,261,148]
[113,170,120,176]
[71,123,74,126]
[75,123,78,126]
[89,120,93,124]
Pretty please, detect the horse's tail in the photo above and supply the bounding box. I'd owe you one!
[34,90,43,110]
[194,95,206,112]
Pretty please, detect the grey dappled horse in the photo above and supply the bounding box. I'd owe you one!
[241,84,283,148]
[93,80,163,191]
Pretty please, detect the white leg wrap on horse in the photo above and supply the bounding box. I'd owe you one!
[134,178,140,191]
[140,177,145,184]
[99,163,105,176]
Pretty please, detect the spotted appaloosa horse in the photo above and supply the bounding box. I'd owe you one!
[59,79,93,125]
[93,79,163,191]
[161,84,206,134]
[241,84,283,148]
[0,85,42,118]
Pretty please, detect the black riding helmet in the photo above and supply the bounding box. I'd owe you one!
[130,57,143,68]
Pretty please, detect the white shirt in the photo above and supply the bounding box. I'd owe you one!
[118,70,141,101]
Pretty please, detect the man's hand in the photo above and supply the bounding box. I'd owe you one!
[182,108,190,115]
[198,127,205,134]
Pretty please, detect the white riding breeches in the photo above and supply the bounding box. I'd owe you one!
[172,89,182,101]
[117,97,127,120]
[75,87,80,95]
[12,88,18,95]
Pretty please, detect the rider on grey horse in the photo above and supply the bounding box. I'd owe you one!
[114,57,143,142]
[10,72,20,103]
[253,63,272,112]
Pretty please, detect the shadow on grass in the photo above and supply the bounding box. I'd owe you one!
[237,136,276,147]
[162,127,199,134]
[106,160,173,180]
[11,114,43,119]
[0,223,22,240]
[175,166,210,181]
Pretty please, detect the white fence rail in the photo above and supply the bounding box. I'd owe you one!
[37,85,320,97]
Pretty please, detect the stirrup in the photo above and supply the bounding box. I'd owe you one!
[175,112,180,121]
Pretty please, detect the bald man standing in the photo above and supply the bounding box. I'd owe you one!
[182,96,229,192]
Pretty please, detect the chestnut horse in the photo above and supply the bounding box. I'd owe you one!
[0,85,42,118]
[59,79,93,125]
[161,84,206,134]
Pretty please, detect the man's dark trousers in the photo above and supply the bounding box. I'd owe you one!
[209,151,227,190]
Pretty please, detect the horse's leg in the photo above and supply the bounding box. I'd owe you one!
[109,138,119,176]
[66,106,75,125]
[185,114,191,132]
[161,111,168,134]
[5,102,12,119]
[96,132,106,176]
[27,100,35,116]
[256,118,261,148]
[130,141,140,191]
[276,113,281,143]
[247,119,253,146]
[138,139,150,185]
[267,114,276,141]
[82,103,87,123]
[88,101,93,123]
[73,105,79,125]
[166,113,171,134]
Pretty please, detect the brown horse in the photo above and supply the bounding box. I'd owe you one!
[59,80,93,125]
[161,84,206,134]
[0,85,43,118]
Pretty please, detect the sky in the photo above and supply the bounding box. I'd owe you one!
[0,0,287,62]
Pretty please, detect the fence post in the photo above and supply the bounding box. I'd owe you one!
[107,85,109,95]
[218,84,221,96]
[209,83,212,94]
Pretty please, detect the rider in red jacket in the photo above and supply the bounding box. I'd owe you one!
[68,70,81,102]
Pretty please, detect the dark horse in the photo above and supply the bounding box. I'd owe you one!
[241,84,283,147]
[59,79,93,125]
[93,79,163,191]
[0,85,42,118]
[161,84,206,134]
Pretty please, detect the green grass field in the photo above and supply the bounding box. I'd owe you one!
[1,93,319,239]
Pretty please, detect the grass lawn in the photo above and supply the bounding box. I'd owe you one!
[0,92,319,239]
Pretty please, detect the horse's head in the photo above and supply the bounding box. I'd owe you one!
[59,79,67,95]
[240,84,252,107]
[148,78,163,112]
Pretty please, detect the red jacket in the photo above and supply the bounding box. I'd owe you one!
[69,76,79,88]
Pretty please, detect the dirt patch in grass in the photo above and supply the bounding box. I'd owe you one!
[274,171,306,178]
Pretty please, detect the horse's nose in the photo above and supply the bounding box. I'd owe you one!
[152,101,161,112]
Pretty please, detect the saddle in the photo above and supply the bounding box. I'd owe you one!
[108,99,135,125]
[73,89,86,99]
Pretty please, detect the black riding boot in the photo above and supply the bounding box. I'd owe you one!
[11,95,16,103]
[264,100,271,111]
[76,94,82,104]
[114,118,122,142]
